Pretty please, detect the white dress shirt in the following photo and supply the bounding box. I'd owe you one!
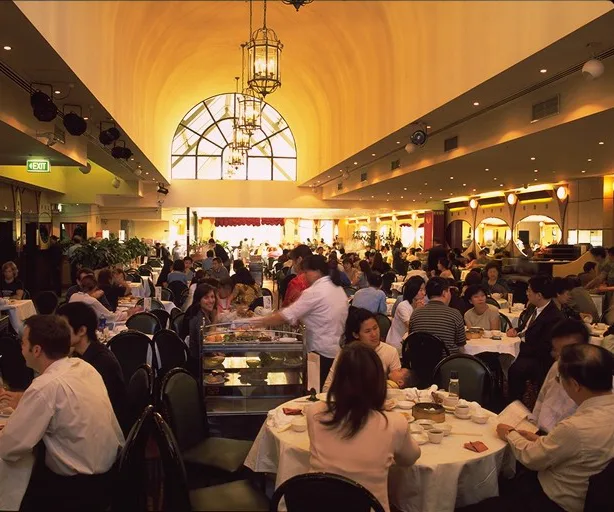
[69,292,127,322]
[386,300,413,351]
[0,358,124,475]
[529,362,577,433]
[323,342,401,392]
[507,393,614,512]
[281,276,348,359]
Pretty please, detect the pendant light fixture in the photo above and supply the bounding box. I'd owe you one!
[231,77,252,152]
[281,0,313,11]
[246,0,283,97]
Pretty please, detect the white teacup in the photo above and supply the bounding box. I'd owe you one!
[483,330,492,339]
[454,404,471,418]
[443,396,459,408]
[427,429,445,444]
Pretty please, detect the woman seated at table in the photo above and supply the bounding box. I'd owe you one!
[167,259,189,285]
[482,262,509,296]
[216,278,234,315]
[231,266,261,307]
[183,283,218,377]
[155,255,173,288]
[69,276,139,322]
[355,260,371,289]
[437,258,454,279]
[323,307,402,392]
[342,258,360,287]
[464,284,501,330]
[1,261,24,299]
[386,276,426,351]
[97,268,130,312]
[307,343,420,512]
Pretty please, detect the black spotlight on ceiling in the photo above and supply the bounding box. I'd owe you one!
[30,83,57,122]
[404,125,428,154]
[157,183,169,195]
[98,121,121,145]
[111,141,133,160]
[62,104,87,136]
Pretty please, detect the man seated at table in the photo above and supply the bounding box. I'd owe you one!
[567,275,599,323]
[506,275,564,402]
[209,257,230,281]
[578,261,597,288]
[409,277,466,355]
[69,276,139,323]
[404,260,428,283]
[528,319,589,433]
[201,250,215,272]
[350,272,387,315]
[464,284,501,330]
[0,315,124,511]
[65,267,113,310]
[495,344,614,512]
[1,261,24,299]
[57,302,127,434]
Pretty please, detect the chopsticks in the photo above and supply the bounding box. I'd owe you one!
[448,432,483,437]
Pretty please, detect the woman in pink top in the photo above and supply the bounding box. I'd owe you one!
[306,343,420,512]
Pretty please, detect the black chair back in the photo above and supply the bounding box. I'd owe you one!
[485,297,500,309]
[114,405,154,512]
[261,288,273,298]
[168,281,188,308]
[499,313,512,332]
[22,289,31,300]
[108,330,153,382]
[402,332,450,389]
[374,313,391,341]
[584,458,614,511]
[0,335,33,390]
[344,287,357,297]
[148,258,162,268]
[172,313,186,338]
[126,312,161,335]
[270,472,385,512]
[135,297,165,311]
[152,412,192,512]
[249,297,265,311]
[126,272,142,284]
[432,353,495,407]
[150,309,170,330]
[161,288,174,302]
[125,364,154,433]
[33,291,59,314]
[138,265,153,277]
[170,307,183,321]
[180,288,190,307]
[153,329,188,376]
[160,368,208,452]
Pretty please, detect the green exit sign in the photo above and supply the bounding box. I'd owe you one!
[26,159,50,173]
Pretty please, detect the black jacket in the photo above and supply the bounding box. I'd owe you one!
[427,244,448,272]
[519,300,564,363]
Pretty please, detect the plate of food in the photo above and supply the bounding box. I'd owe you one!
[277,337,298,343]
[0,406,13,418]
[203,355,225,369]
[204,374,226,385]
[283,357,303,368]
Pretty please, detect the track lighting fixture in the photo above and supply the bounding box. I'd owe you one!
[30,84,57,122]
[98,122,121,145]
[62,105,87,136]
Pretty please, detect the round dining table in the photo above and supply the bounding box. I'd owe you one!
[243,398,515,512]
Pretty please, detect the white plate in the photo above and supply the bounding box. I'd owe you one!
[396,400,414,410]
[277,337,298,343]
[412,433,429,445]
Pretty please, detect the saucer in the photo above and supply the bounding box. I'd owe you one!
[454,411,472,420]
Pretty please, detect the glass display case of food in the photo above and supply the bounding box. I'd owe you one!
[201,322,306,416]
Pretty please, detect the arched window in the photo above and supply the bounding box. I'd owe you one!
[171,93,296,181]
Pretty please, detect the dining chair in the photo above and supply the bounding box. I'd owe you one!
[33,290,59,314]
[126,312,161,335]
[270,472,384,512]
[402,332,449,389]
[499,312,512,332]
[485,297,501,309]
[135,297,165,311]
[168,281,188,308]
[124,364,154,434]
[108,330,153,383]
[432,353,495,408]
[584,458,614,511]
[152,412,268,512]
[161,288,174,302]
[153,329,188,377]
[374,313,392,341]
[150,309,170,330]
[159,368,253,476]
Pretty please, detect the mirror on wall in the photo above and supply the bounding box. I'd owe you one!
[476,217,511,252]
[514,215,561,256]
[446,219,473,249]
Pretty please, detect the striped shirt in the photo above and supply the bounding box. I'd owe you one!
[409,300,466,354]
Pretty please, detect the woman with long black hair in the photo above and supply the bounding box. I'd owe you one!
[182,283,218,376]
[255,255,348,388]
[386,276,426,351]
[306,343,420,512]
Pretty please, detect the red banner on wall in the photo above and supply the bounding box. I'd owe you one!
[423,211,445,250]
[215,217,284,227]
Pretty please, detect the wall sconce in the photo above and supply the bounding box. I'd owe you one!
[469,198,478,209]
[376,217,381,224]
[556,186,568,201]
[411,213,417,221]
[507,193,517,205]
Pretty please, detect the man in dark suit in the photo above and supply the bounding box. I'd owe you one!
[506,275,564,402]
[427,238,448,273]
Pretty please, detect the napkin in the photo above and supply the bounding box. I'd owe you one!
[402,385,438,402]
[458,399,482,414]
[266,407,297,429]
[464,441,488,453]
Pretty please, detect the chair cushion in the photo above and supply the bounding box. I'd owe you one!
[189,479,269,511]
[183,437,252,473]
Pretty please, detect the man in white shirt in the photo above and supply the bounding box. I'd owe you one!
[0,315,124,510]
[405,260,428,283]
[495,344,614,512]
[529,319,589,433]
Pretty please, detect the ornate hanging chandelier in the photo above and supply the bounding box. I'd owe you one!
[281,0,313,11]
[224,144,244,178]
[238,42,263,134]
[245,0,283,97]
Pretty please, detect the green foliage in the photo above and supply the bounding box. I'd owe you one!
[68,236,149,269]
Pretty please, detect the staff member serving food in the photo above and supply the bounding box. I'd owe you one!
[254,255,348,389]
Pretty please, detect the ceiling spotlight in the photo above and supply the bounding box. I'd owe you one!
[83,116,89,121]
[582,58,604,80]
[556,186,568,200]
[396,141,401,144]
[530,157,536,160]
[353,161,358,165]
[30,88,57,122]
[134,169,142,177]
[473,101,480,106]
[371,153,376,156]
[62,106,87,136]
[98,124,121,145]
[449,177,454,180]
[599,141,604,145]
[3,45,11,51]
[540,69,547,74]
[588,158,592,162]
[111,141,133,160]
[582,170,586,174]
[157,184,169,195]
[404,187,407,191]
[410,129,427,146]
[111,177,121,189]
[54,90,61,95]
[534,169,538,173]
[485,168,489,171]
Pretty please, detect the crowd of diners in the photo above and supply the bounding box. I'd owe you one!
[0,237,613,511]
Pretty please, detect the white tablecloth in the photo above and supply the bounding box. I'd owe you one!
[463,335,521,361]
[0,300,37,334]
[0,416,35,511]
[386,298,397,316]
[244,399,513,512]
[391,282,404,293]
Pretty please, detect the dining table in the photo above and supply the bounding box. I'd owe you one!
[0,300,37,334]
[244,397,515,512]
[0,416,35,511]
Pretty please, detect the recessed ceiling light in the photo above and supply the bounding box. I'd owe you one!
[145,172,149,175]
[386,199,389,202]
[400,196,404,199]
[588,158,592,162]
[371,153,376,156]
[534,178,538,181]
[534,169,538,173]
[429,196,433,199]
[387,192,390,195]
[413,199,416,202]
[130,157,134,161]
[499,184,503,187]
[396,141,401,144]
[419,192,422,195]
[3,46,11,51]
[424,182,428,186]
[493,177,497,180]
[485,168,489,171]
[581,170,586,174]
[339,169,343,173]
[473,102,480,106]
[371,195,374,198]
[450,177,454,180]
[472,189,476,192]
[439,188,443,191]
[540,69,547,74]
[449,193,453,196]
[426,125,431,129]
[462,183,466,186]
[403,187,407,191]
[353,161,358,165]
[599,141,605,145]
[530,157,536,161]
[83,116,89,121]
[327,175,330,178]
[54,90,61,95]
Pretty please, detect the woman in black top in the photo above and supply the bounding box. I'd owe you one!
[1,261,24,299]
[97,268,129,312]
[372,252,392,274]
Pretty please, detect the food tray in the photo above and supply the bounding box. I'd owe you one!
[412,403,445,423]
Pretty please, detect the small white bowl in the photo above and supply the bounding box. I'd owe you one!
[483,330,492,339]
[412,433,429,445]
[443,396,459,408]
[439,423,453,436]
[290,417,307,432]
[415,419,436,430]
[471,413,489,424]
[397,400,414,410]
[427,429,445,444]
[409,423,424,434]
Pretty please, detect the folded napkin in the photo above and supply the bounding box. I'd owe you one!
[402,384,438,402]
[458,399,483,414]
[266,407,298,429]
[464,441,488,453]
